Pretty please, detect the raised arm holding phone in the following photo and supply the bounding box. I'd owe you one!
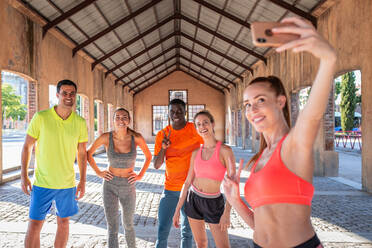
[223,17,337,248]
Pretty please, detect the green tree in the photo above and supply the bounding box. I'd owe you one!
[334,80,341,100]
[340,72,356,131]
[2,83,27,121]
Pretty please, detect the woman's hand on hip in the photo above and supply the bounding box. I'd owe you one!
[128,172,142,184]
[97,170,114,181]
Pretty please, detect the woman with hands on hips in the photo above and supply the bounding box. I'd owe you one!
[173,110,236,248]
[87,108,151,248]
[223,17,337,248]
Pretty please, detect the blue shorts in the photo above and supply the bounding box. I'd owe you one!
[29,185,79,220]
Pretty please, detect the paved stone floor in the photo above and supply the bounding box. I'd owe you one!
[0,145,371,247]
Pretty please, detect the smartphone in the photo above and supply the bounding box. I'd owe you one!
[251,22,300,47]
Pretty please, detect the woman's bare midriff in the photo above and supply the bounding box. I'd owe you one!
[193,177,222,194]
[253,204,315,248]
[109,166,134,177]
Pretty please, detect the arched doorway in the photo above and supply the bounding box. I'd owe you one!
[1,70,36,182]
[333,70,362,188]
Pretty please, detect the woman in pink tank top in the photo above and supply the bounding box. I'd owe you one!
[172,110,236,248]
[223,17,336,248]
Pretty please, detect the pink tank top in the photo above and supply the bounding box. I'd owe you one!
[193,141,227,181]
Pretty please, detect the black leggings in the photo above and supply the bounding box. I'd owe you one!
[253,234,322,248]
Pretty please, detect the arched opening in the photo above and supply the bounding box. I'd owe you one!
[1,70,36,182]
[333,70,362,188]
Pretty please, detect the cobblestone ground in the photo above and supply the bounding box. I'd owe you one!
[0,145,371,247]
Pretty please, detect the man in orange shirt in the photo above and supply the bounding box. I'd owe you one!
[154,99,203,248]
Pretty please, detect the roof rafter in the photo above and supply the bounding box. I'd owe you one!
[115,45,177,84]
[179,55,234,87]
[174,0,181,69]
[179,14,266,63]
[181,32,253,73]
[179,68,225,93]
[122,56,177,87]
[73,0,162,56]
[179,65,227,91]
[92,15,175,70]
[42,0,98,37]
[267,0,317,26]
[104,32,175,77]
[131,66,177,91]
[180,45,240,83]
[133,68,178,95]
[192,0,251,29]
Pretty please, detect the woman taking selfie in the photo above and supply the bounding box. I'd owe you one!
[173,110,236,248]
[87,108,151,248]
[223,17,336,248]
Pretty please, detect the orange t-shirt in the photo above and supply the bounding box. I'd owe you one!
[155,122,203,191]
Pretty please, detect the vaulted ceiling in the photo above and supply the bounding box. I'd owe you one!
[22,0,323,94]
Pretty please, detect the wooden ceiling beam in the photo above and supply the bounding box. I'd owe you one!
[192,0,251,29]
[180,45,241,84]
[179,14,266,63]
[181,32,253,73]
[131,66,177,91]
[42,0,98,37]
[267,0,317,27]
[179,55,233,88]
[73,0,162,56]
[122,56,177,87]
[92,15,174,70]
[115,45,177,84]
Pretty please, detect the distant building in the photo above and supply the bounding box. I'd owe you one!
[1,71,28,105]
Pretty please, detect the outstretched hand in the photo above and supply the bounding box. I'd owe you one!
[161,129,171,150]
[223,159,244,205]
[274,17,336,61]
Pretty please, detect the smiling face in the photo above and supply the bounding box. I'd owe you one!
[114,109,130,130]
[56,85,76,109]
[169,103,186,127]
[194,114,215,138]
[243,81,286,133]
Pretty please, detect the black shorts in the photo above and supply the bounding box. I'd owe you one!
[253,234,323,248]
[184,189,225,224]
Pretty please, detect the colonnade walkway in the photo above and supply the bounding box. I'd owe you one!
[0,145,371,247]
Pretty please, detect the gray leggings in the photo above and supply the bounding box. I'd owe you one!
[103,176,136,248]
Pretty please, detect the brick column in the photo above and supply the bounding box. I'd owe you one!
[27,82,37,121]
[324,87,335,151]
[108,104,114,131]
[97,102,104,136]
[237,110,242,147]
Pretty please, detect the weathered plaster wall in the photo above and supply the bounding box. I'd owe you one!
[134,71,225,143]
[0,0,133,181]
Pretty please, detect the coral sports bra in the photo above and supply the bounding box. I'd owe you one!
[194,141,226,181]
[244,135,314,209]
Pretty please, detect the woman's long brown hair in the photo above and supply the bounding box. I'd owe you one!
[245,76,291,169]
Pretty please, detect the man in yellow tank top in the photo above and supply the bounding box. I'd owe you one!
[21,79,88,248]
